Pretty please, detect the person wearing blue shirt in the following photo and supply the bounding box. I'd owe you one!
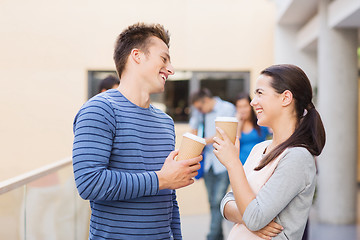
[235,93,271,165]
[189,88,236,240]
[73,23,202,240]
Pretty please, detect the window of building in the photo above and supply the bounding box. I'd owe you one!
[88,70,250,122]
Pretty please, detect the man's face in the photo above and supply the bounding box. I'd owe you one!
[193,97,213,114]
[139,36,174,94]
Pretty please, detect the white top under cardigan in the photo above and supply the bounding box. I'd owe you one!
[220,140,316,240]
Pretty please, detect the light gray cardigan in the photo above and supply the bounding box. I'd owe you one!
[221,145,316,239]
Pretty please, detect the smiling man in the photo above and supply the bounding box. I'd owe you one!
[72,23,202,240]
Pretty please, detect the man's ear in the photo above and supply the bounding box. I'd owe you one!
[282,90,293,107]
[130,48,142,64]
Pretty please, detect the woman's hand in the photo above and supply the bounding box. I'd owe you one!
[252,220,283,240]
[213,127,240,169]
[236,112,244,137]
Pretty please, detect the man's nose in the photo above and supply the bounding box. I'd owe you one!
[166,63,175,75]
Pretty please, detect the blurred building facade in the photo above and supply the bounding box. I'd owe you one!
[0,0,275,181]
[273,0,360,225]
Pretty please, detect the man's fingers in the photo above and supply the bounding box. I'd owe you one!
[182,155,202,166]
[167,150,179,160]
[190,171,199,178]
[189,163,201,171]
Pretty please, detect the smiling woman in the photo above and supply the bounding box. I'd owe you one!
[214,64,326,240]
[235,93,270,165]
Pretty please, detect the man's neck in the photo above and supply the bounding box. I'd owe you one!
[117,79,151,108]
[209,97,216,111]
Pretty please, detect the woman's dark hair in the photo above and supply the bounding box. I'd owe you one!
[235,93,261,135]
[255,64,326,171]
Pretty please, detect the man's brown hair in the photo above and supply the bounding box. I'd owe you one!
[113,23,170,78]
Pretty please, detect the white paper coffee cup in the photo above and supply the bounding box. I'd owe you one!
[215,117,238,144]
[177,132,206,161]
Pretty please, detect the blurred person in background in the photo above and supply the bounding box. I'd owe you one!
[189,88,236,240]
[73,22,201,240]
[235,93,271,165]
[215,64,325,239]
[98,74,120,93]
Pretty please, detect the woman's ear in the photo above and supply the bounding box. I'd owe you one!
[282,90,293,107]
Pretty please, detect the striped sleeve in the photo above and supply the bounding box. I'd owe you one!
[170,190,182,239]
[72,97,159,201]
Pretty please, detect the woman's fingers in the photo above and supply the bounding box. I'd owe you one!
[213,135,224,144]
[216,127,231,142]
[258,228,278,237]
[267,220,283,232]
[253,232,271,240]
[253,219,283,240]
[213,142,219,150]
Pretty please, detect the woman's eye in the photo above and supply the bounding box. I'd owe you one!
[161,57,167,63]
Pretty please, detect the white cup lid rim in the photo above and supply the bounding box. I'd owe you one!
[215,117,238,122]
[183,132,206,145]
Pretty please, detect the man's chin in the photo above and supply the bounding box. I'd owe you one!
[150,86,165,94]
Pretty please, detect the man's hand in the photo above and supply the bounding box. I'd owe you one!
[156,150,202,190]
[205,136,215,145]
[252,220,283,239]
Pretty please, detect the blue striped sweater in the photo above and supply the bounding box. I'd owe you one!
[72,89,181,240]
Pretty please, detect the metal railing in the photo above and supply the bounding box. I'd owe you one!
[0,157,89,240]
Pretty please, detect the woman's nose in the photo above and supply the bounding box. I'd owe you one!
[250,98,256,107]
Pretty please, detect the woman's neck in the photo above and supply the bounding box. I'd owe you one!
[269,116,297,150]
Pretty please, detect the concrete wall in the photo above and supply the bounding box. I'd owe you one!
[274,0,360,225]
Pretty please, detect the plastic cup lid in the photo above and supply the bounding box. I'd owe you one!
[215,117,238,122]
[183,132,206,145]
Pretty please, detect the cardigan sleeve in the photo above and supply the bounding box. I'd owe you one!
[242,148,315,231]
[220,191,235,220]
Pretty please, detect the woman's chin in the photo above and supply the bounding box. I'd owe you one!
[257,119,267,127]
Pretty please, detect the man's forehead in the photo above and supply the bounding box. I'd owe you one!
[148,36,169,49]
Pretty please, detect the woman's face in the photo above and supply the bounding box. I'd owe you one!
[236,99,252,121]
[250,74,282,127]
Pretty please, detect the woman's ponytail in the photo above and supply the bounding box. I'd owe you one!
[301,105,326,156]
